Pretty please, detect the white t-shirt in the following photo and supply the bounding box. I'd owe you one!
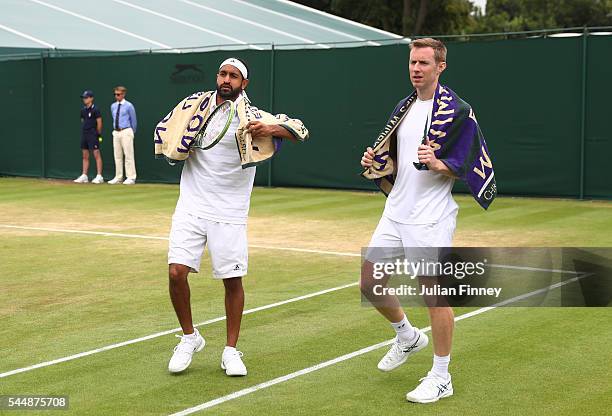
[383,97,458,224]
[175,93,256,225]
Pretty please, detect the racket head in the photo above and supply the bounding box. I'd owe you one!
[192,100,236,150]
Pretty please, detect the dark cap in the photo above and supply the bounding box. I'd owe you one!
[80,90,94,98]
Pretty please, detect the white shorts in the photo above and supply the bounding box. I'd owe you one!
[365,214,457,266]
[168,211,248,279]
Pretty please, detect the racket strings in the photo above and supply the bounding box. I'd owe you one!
[207,106,231,133]
[194,103,233,148]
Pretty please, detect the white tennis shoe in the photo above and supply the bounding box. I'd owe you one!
[107,177,122,185]
[221,348,247,376]
[73,174,88,183]
[377,330,429,372]
[123,178,136,185]
[91,175,104,184]
[168,329,205,373]
[406,371,453,403]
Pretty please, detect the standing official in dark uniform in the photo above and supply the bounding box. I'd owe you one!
[74,90,104,184]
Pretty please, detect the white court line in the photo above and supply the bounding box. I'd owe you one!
[0,224,168,240]
[0,224,582,272]
[230,0,379,46]
[0,23,55,48]
[179,0,330,49]
[112,0,263,50]
[0,282,357,379]
[29,0,172,49]
[169,273,588,415]
[0,224,360,258]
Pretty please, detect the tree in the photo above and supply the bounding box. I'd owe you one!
[327,0,477,36]
[294,0,612,36]
[328,0,402,33]
[475,0,612,32]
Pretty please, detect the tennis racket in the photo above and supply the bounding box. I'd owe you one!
[192,100,236,150]
[413,114,431,170]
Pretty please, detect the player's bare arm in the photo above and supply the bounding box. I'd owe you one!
[247,121,297,142]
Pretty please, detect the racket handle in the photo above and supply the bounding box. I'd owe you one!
[413,136,429,170]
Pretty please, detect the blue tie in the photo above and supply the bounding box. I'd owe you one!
[115,103,121,130]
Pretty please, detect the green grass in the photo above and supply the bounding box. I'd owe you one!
[0,178,611,415]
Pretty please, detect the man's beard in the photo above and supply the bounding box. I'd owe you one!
[216,83,242,100]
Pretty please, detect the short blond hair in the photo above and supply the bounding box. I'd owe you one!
[410,38,447,63]
[113,86,127,93]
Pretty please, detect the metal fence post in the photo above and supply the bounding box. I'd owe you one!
[579,27,588,199]
[267,43,275,188]
[40,51,46,178]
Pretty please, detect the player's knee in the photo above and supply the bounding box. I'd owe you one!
[223,276,243,293]
[168,264,189,283]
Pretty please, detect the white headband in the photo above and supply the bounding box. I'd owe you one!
[219,58,248,79]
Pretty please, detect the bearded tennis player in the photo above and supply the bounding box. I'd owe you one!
[165,58,309,375]
[360,38,496,403]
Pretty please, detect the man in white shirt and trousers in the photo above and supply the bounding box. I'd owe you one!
[166,58,308,376]
[361,38,460,403]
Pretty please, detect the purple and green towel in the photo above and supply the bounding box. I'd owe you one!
[362,84,496,209]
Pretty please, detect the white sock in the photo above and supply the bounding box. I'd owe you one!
[223,346,236,355]
[431,354,451,379]
[183,329,198,338]
[390,315,417,343]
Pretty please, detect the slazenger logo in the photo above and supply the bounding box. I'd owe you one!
[170,64,205,83]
